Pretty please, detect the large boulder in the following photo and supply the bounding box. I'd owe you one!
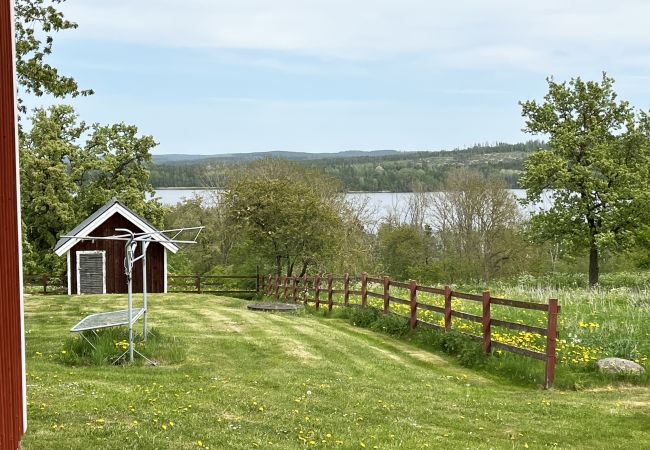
[597,357,646,375]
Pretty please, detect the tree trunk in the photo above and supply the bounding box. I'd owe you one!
[589,243,599,287]
[275,255,282,276]
[287,258,294,277]
[298,261,308,278]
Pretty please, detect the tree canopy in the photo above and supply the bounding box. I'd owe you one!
[222,158,346,277]
[15,0,93,113]
[520,74,650,286]
[20,105,163,273]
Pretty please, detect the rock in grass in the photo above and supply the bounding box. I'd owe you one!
[597,357,645,375]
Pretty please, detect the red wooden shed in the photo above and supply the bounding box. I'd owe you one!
[54,198,179,295]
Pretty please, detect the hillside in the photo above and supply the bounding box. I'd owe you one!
[149,141,546,191]
[21,293,650,449]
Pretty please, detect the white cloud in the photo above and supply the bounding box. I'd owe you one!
[60,0,650,73]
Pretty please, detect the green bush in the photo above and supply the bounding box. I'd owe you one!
[349,306,380,328]
[371,313,410,337]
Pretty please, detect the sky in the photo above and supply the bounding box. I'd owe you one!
[23,0,650,155]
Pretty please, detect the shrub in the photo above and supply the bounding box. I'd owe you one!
[349,307,380,328]
[371,313,410,337]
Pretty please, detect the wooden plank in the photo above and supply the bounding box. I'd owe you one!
[331,289,346,294]
[383,276,390,314]
[545,298,559,388]
[416,285,445,295]
[390,280,410,289]
[199,275,257,279]
[450,291,483,302]
[366,291,384,299]
[202,290,257,294]
[444,285,452,331]
[482,291,491,354]
[491,341,547,361]
[491,319,551,336]
[366,277,384,284]
[388,296,409,305]
[418,303,445,314]
[450,310,482,323]
[490,296,550,311]
[409,280,417,329]
[0,1,26,441]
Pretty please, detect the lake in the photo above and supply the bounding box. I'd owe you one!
[154,188,552,223]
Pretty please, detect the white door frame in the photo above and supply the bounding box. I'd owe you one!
[76,250,106,294]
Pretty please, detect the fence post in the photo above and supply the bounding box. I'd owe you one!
[283,276,289,300]
[275,274,281,299]
[196,274,202,294]
[383,276,390,314]
[444,285,452,331]
[267,275,272,295]
[361,272,368,307]
[291,276,298,302]
[409,280,418,329]
[42,275,48,295]
[327,273,334,312]
[482,291,491,354]
[302,275,308,305]
[343,273,350,307]
[314,274,321,309]
[545,298,559,389]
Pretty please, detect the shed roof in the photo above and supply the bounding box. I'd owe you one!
[54,197,179,255]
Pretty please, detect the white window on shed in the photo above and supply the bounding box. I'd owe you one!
[76,250,106,294]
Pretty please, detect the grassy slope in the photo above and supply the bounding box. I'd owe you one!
[22,294,650,450]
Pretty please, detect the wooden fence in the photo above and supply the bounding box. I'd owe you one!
[24,274,67,294]
[167,274,259,295]
[262,272,560,388]
[24,274,261,296]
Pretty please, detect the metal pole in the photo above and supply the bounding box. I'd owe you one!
[118,228,136,363]
[142,241,150,341]
[128,266,134,362]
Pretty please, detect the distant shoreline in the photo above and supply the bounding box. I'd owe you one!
[154,187,411,194]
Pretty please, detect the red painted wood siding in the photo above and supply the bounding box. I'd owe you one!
[69,212,166,294]
[0,0,26,447]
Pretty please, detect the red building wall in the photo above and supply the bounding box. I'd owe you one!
[69,212,166,294]
[0,0,26,447]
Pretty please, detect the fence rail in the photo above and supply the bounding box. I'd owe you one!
[24,273,262,295]
[23,274,67,294]
[261,272,560,388]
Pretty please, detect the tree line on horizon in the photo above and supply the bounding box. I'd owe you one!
[149,141,546,191]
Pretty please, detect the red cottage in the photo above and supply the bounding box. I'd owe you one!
[54,198,179,295]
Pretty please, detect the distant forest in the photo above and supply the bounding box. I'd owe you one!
[149,141,546,191]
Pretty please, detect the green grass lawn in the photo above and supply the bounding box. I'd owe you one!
[21,293,650,449]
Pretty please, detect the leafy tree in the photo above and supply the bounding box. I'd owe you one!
[223,158,345,276]
[15,0,93,113]
[430,168,523,282]
[520,74,650,286]
[77,122,163,226]
[164,194,234,275]
[377,224,430,281]
[20,105,163,273]
[20,105,83,272]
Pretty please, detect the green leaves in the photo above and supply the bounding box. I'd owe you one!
[20,105,163,273]
[520,74,650,285]
[222,158,345,276]
[15,0,93,113]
